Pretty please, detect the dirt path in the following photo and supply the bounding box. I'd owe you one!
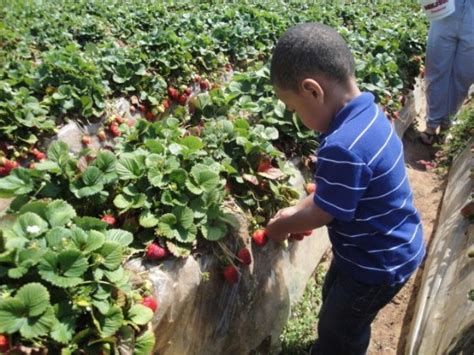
[367,121,445,354]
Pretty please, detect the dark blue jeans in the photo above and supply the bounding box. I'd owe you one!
[311,260,408,355]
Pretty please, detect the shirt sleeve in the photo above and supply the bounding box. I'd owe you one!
[313,144,372,221]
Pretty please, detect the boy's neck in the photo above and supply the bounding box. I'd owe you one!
[329,77,361,118]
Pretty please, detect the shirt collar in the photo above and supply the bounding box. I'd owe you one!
[322,92,375,138]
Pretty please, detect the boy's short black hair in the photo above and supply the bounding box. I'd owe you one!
[270,22,355,91]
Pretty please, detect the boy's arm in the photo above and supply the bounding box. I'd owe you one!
[266,193,333,242]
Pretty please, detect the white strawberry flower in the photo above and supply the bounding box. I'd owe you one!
[26,225,41,234]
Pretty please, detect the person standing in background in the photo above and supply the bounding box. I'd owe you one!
[420,0,474,145]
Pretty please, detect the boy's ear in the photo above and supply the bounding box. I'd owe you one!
[301,78,324,102]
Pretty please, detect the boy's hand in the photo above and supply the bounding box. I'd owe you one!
[266,206,297,242]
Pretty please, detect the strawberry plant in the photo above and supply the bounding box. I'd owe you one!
[0,200,155,353]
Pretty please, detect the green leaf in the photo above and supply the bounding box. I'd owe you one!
[127,304,153,325]
[168,143,182,155]
[16,283,50,317]
[71,229,105,253]
[71,166,104,198]
[174,206,194,229]
[46,227,73,250]
[45,200,77,227]
[0,168,34,197]
[105,229,133,246]
[185,180,203,195]
[190,164,220,192]
[157,213,177,239]
[134,330,156,355]
[82,166,103,186]
[264,126,279,140]
[0,298,26,333]
[147,167,164,187]
[96,241,123,270]
[98,305,123,337]
[34,160,61,172]
[12,212,49,239]
[92,154,117,184]
[113,193,147,211]
[175,225,197,243]
[180,136,204,151]
[21,307,55,339]
[139,210,159,228]
[0,284,54,338]
[51,302,76,344]
[18,201,48,219]
[73,216,108,231]
[201,223,227,241]
[117,157,145,180]
[169,169,187,185]
[47,141,70,166]
[274,100,286,118]
[166,240,192,258]
[38,250,89,288]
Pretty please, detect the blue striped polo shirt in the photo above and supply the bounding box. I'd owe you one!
[314,92,425,285]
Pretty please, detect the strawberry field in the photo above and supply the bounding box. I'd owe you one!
[0,1,429,354]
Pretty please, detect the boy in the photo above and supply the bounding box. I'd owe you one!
[266,23,425,355]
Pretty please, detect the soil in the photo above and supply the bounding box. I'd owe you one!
[367,119,446,354]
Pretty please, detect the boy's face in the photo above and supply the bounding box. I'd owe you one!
[274,79,333,133]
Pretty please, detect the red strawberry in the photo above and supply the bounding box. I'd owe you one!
[178,94,188,106]
[0,159,18,176]
[223,265,239,284]
[101,214,116,226]
[200,79,210,91]
[306,182,316,194]
[252,229,268,247]
[0,334,8,353]
[31,148,46,161]
[4,160,18,170]
[146,243,169,261]
[97,130,107,141]
[141,296,158,312]
[145,111,155,121]
[194,74,202,82]
[163,99,171,110]
[81,135,92,146]
[109,122,121,137]
[184,87,192,96]
[168,87,179,101]
[237,247,252,266]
